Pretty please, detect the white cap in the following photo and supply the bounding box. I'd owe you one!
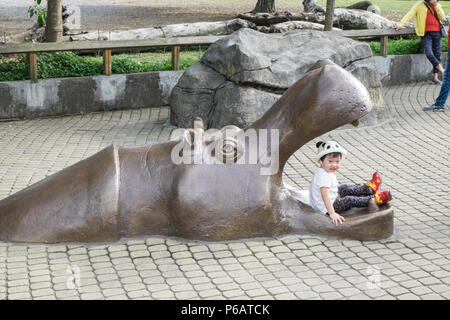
[316,140,347,162]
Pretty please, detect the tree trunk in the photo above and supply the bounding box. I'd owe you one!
[324,0,335,31]
[46,0,63,42]
[239,12,307,26]
[252,0,276,13]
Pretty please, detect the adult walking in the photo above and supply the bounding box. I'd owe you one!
[424,23,450,111]
[395,0,446,85]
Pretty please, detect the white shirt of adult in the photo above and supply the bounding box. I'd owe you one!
[309,167,339,214]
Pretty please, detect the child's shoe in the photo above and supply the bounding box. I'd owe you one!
[366,172,382,194]
[374,190,392,205]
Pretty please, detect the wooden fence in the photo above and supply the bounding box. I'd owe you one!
[0,27,416,83]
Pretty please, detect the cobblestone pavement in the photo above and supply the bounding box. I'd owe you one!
[0,82,449,300]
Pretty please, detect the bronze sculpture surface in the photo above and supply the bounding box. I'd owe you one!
[0,60,393,243]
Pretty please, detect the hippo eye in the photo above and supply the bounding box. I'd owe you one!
[215,125,244,164]
[215,138,243,164]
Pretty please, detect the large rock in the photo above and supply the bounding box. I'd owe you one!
[170,28,388,129]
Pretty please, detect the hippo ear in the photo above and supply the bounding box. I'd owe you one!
[316,141,324,148]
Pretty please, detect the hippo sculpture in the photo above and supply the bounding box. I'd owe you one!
[0,60,394,243]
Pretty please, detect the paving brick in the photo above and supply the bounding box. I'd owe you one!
[130,250,150,259]
[118,270,139,278]
[99,280,122,289]
[145,238,166,246]
[128,290,150,299]
[143,276,165,285]
[175,291,198,299]
[386,286,410,297]
[30,282,52,290]
[152,290,175,299]
[187,276,210,286]
[223,289,245,298]
[124,283,146,292]
[294,291,320,300]
[246,288,269,298]
[8,292,32,300]
[199,289,221,298]
[81,292,104,300]
[147,283,170,292]
[121,276,142,285]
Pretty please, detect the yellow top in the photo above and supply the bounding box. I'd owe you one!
[399,1,445,36]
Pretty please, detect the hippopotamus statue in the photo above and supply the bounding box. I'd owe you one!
[0,60,393,243]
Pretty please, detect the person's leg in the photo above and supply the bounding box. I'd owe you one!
[333,195,372,213]
[426,48,450,110]
[338,184,373,197]
[422,32,441,76]
[434,49,450,108]
[432,32,442,81]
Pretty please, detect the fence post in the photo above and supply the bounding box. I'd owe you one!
[380,36,388,57]
[28,52,38,83]
[103,49,112,75]
[172,45,180,71]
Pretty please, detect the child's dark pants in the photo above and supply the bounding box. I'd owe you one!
[332,184,373,213]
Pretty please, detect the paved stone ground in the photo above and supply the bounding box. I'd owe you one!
[0,82,449,300]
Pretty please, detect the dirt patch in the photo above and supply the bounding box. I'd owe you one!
[0,0,403,38]
[382,11,404,23]
[0,0,301,36]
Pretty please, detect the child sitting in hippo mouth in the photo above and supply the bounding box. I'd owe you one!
[309,141,392,226]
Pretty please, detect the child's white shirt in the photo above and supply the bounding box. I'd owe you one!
[309,167,339,214]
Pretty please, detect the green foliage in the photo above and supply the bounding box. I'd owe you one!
[0,48,206,82]
[37,52,102,78]
[368,37,448,56]
[316,0,450,13]
[28,0,47,26]
[0,56,29,81]
[442,37,448,50]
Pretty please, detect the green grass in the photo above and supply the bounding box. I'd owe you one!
[316,0,450,13]
[0,47,207,82]
[367,36,448,55]
[142,0,450,15]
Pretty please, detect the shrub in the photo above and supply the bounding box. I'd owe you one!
[368,36,448,56]
[0,55,29,81]
[37,52,102,78]
[0,50,202,82]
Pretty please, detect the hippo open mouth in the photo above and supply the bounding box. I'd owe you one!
[246,59,393,241]
[0,60,393,243]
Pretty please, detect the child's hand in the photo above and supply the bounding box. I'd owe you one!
[329,212,345,226]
